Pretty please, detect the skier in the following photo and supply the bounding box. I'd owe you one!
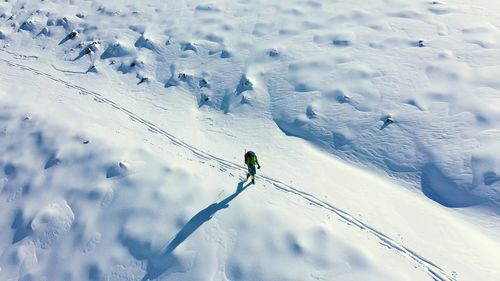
[244,150,261,184]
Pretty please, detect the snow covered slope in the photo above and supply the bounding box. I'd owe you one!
[1,0,498,209]
[1,0,500,280]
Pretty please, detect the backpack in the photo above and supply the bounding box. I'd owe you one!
[245,151,255,164]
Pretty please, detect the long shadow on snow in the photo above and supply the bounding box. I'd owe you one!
[141,180,252,280]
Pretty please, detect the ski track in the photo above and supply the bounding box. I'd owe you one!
[0,50,456,281]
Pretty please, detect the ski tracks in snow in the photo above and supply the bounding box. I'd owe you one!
[0,52,455,281]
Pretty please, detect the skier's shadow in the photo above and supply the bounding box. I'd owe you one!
[142,180,252,280]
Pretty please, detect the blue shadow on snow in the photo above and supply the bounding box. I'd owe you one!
[141,180,251,280]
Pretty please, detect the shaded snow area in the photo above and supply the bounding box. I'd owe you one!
[0,0,500,280]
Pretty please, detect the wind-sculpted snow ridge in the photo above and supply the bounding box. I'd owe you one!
[1,0,499,209]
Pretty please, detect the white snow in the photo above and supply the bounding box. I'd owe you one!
[0,0,499,280]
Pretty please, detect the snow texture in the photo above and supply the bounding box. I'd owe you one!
[0,0,500,280]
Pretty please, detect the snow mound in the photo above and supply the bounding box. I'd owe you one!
[101,42,135,59]
[31,200,75,249]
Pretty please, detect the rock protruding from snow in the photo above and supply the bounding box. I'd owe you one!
[134,34,156,50]
[236,75,253,95]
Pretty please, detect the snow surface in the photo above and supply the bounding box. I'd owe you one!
[0,0,499,280]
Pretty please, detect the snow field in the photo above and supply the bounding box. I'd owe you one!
[1,0,500,280]
[1,0,498,209]
[0,107,431,281]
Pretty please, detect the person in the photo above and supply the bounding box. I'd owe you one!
[244,150,261,184]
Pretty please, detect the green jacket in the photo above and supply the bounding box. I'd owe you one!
[246,154,259,167]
